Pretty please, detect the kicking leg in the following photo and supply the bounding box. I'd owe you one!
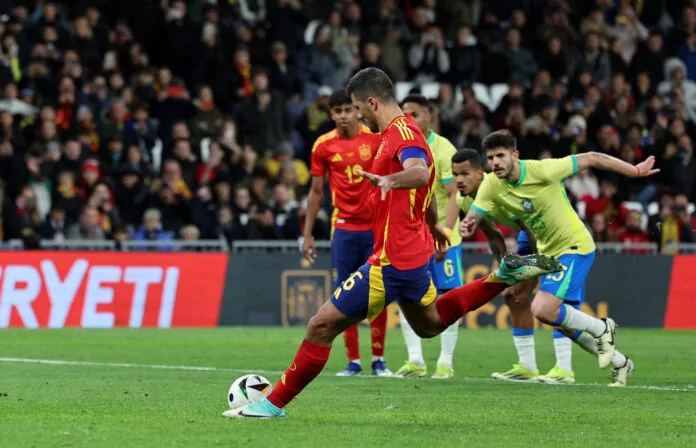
[492,279,539,382]
[224,299,362,418]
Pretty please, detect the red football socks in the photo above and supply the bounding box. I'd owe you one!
[436,275,507,329]
[370,308,388,357]
[267,339,331,408]
[343,325,361,361]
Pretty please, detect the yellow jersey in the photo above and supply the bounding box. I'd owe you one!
[426,130,461,246]
[471,156,595,257]
[457,174,519,230]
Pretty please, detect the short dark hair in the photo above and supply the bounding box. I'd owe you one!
[328,89,352,109]
[346,67,395,102]
[482,129,517,151]
[401,93,430,110]
[452,148,482,169]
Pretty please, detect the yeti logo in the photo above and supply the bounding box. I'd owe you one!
[521,198,535,212]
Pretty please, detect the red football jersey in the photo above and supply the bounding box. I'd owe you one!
[367,115,435,270]
[310,125,382,231]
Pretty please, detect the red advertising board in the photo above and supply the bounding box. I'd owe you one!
[0,252,228,328]
[664,255,696,330]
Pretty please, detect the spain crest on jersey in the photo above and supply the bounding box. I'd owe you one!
[521,198,535,212]
[359,143,372,161]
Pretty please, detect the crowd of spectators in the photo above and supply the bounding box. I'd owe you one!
[0,0,695,253]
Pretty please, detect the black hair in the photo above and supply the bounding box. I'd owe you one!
[401,93,430,110]
[328,89,352,109]
[452,148,483,169]
[482,129,517,151]
[346,67,396,102]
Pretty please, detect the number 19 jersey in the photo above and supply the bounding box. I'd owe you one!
[310,125,382,232]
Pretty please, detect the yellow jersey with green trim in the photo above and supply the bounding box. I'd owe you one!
[457,175,519,230]
[426,130,461,246]
[471,156,595,257]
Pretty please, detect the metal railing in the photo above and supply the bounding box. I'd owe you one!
[0,239,228,252]
[230,241,662,255]
[0,240,685,255]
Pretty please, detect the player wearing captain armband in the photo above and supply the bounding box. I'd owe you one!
[461,130,660,387]
[224,70,562,420]
[395,94,463,380]
[302,89,391,378]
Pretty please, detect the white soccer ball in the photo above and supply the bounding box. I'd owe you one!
[227,374,273,410]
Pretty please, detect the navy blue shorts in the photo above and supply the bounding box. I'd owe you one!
[331,228,374,289]
[516,230,533,256]
[330,262,437,322]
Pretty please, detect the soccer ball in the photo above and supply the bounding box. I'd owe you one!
[227,374,273,410]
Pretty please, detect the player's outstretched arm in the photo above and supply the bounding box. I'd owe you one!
[576,152,660,178]
[479,219,507,262]
[302,176,324,263]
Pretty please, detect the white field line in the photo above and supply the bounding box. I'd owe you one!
[0,357,692,393]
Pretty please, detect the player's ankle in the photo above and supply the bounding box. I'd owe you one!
[371,356,383,362]
[349,359,362,365]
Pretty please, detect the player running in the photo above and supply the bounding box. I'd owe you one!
[302,90,392,377]
[224,69,561,419]
[453,148,632,386]
[461,130,656,386]
[395,94,463,379]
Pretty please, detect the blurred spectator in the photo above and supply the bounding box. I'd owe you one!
[134,208,172,242]
[502,27,537,85]
[180,224,200,241]
[241,70,290,156]
[66,206,105,240]
[114,164,148,229]
[449,25,480,87]
[265,140,309,186]
[586,177,623,232]
[612,6,649,65]
[565,168,600,202]
[589,213,616,242]
[577,32,612,90]
[0,0,690,249]
[648,193,696,253]
[408,25,450,83]
[618,210,650,246]
[40,205,67,241]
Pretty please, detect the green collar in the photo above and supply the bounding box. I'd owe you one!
[505,160,526,187]
[426,130,436,145]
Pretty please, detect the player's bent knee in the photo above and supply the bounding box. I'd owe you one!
[411,323,440,339]
[530,298,556,323]
[306,315,340,345]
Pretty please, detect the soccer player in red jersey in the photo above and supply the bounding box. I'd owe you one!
[224,68,561,419]
[302,90,391,377]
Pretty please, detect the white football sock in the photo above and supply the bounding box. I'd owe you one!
[513,332,538,372]
[553,335,573,372]
[371,356,383,362]
[350,359,362,365]
[398,309,425,365]
[572,331,628,368]
[437,322,459,368]
[556,304,607,337]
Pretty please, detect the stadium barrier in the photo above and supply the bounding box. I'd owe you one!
[0,251,228,328]
[2,242,695,329]
[219,252,678,329]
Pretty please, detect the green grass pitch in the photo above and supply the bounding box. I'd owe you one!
[1,328,695,447]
